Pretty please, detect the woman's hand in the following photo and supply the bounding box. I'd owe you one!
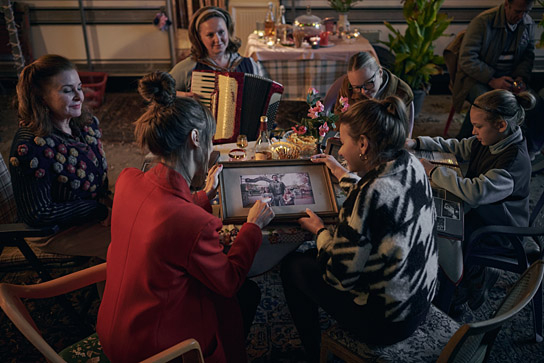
[247,199,275,229]
[310,154,347,180]
[404,138,417,150]
[419,158,436,177]
[204,164,223,201]
[298,208,325,235]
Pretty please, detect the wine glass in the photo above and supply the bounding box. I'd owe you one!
[236,134,248,149]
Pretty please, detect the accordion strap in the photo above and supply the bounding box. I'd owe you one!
[199,53,244,73]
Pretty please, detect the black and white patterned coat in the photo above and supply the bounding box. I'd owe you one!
[316,150,438,322]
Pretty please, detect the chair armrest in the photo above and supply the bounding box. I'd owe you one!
[0,223,59,239]
[468,225,544,244]
[466,225,544,255]
[140,338,204,363]
[2,263,107,299]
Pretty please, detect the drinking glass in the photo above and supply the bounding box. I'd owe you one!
[236,134,248,149]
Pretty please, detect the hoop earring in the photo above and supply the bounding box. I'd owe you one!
[359,153,367,161]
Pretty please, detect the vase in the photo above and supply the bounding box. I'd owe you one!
[337,12,350,36]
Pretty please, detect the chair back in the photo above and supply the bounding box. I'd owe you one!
[438,259,544,362]
[0,263,107,363]
[529,188,544,257]
[0,153,17,224]
[443,31,466,92]
[0,262,205,363]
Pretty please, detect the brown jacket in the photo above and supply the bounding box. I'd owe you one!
[334,68,413,114]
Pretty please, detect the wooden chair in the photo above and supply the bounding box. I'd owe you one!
[0,262,205,363]
[0,153,88,280]
[320,259,544,362]
[0,153,92,329]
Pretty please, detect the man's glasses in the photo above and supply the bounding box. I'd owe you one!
[349,71,378,92]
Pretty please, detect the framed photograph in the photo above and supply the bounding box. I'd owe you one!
[219,159,338,224]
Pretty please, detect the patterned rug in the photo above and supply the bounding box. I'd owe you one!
[2,258,544,362]
[1,93,543,362]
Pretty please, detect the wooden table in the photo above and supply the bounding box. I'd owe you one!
[245,34,378,101]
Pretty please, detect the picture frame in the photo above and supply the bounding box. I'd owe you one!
[219,159,338,224]
[324,137,348,206]
[324,136,342,161]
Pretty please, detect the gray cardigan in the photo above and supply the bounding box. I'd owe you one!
[418,128,531,237]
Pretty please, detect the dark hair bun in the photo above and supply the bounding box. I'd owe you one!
[138,71,176,106]
[515,91,536,111]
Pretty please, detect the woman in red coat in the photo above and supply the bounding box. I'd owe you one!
[97,71,274,362]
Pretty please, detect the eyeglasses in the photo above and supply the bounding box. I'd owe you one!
[350,71,378,93]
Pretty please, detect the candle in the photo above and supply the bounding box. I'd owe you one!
[266,40,275,48]
[309,36,320,49]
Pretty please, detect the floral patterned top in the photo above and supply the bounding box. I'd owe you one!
[9,117,109,227]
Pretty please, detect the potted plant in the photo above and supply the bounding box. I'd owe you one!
[382,0,451,116]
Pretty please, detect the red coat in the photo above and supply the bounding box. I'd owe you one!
[97,163,261,362]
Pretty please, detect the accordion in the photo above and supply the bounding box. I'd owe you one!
[191,70,284,143]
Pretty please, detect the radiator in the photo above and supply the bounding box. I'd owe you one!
[229,3,269,55]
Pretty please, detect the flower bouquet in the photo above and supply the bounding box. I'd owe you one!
[286,87,349,157]
[328,0,361,13]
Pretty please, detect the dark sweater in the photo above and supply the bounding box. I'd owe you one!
[9,117,109,227]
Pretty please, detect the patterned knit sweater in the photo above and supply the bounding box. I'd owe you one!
[316,150,437,322]
[9,117,109,228]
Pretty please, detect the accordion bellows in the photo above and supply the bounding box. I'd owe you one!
[191,70,284,144]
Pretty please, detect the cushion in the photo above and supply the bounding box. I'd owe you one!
[323,305,460,362]
[0,153,17,224]
[58,333,110,363]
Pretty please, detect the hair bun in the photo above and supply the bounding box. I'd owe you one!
[138,71,176,106]
[514,91,536,111]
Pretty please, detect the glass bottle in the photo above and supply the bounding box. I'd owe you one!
[255,116,273,160]
[277,5,287,44]
[264,2,276,41]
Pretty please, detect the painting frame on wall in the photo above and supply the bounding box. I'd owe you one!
[219,159,338,224]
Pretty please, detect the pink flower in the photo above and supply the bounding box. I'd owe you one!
[308,87,318,96]
[315,101,324,112]
[307,109,319,119]
[319,122,329,137]
[339,96,350,112]
[307,102,324,119]
[292,125,307,135]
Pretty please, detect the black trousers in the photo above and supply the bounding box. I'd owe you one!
[213,279,260,362]
[280,249,427,363]
[237,279,261,338]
